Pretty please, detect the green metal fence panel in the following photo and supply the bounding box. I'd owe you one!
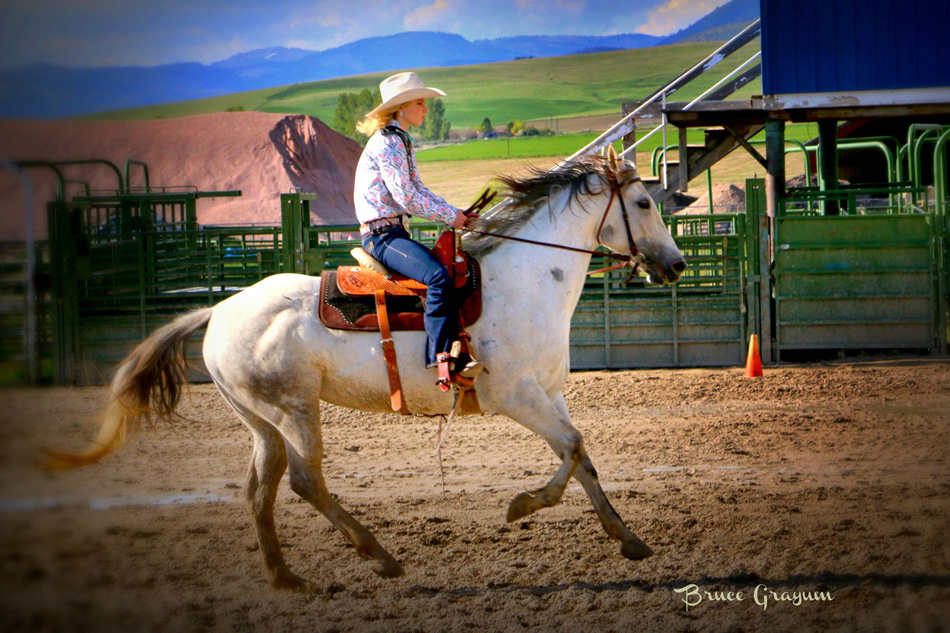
[569,212,750,369]
[50,191,283,385]
[934,131,950,353]
[300,220,444,275]
[0,241,51,383]
[773,213,937,352]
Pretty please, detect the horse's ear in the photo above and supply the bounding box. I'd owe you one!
[606,145,620,173]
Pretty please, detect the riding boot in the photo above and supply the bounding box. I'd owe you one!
[453,351,485,380]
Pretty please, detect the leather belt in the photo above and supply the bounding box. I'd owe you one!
[360,215,406,236]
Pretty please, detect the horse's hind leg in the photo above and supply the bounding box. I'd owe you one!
[550,393,653,560]
[243,423,317,590]
[278,403,404,579]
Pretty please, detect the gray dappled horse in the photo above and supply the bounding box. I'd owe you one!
[47,150,687,589]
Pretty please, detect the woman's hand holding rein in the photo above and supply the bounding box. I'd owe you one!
[451,209,477,229]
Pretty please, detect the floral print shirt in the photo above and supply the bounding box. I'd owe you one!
[354,121,459,225]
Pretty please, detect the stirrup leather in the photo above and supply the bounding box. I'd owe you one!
[375,289,410,415]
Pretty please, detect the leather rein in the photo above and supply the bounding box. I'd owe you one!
[462,174,645,279]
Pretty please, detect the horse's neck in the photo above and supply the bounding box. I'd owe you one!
[480,192,603,310]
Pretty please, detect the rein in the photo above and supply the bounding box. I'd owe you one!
[463,173,645,278]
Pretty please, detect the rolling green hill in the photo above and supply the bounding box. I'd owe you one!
[84,40,762,130]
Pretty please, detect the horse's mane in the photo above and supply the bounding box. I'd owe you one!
[462,155,615,256]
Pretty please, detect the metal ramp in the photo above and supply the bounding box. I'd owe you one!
[564,19,765,206]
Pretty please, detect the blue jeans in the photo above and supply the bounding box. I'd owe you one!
[362,225,457,366]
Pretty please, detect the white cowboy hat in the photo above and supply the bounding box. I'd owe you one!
[367,72,446,117]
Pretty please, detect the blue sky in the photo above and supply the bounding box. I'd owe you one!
[0,0,724,70]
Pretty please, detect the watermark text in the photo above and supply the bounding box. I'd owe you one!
[673,583,834,612]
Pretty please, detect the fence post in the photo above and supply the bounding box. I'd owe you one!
[745,178,772,363]
[47,200,81,385]
[281,193,316,274]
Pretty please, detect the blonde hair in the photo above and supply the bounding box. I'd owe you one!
[356,104,402,137]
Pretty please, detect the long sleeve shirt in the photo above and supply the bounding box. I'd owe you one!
[353,121,459,225]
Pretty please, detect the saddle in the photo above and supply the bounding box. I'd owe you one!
[318,231,483,415]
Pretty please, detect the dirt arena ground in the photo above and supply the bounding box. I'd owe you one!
[1,360,948,633]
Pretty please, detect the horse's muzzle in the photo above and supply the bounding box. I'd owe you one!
[669,258,688,282]
[641,258,687,285]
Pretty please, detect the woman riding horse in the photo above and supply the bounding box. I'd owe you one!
[354,72,481,381]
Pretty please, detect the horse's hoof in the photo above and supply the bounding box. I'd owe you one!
[621,538,654,560]
[271,571,319,593]
[506,491,535,522]
[371,557,405,578]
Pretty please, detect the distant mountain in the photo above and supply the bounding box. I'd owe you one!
[670,20,758,44]
[210,32,665,84]
[0,31,665,118]
[660,0,759,45]
[0,62,257,119]
[211,47,317,69]
[0,1,753,119]
[474,34,662,59]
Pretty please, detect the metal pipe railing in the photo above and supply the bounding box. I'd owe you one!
[0,161,38,384]
[125,159,151,193]
[563,20,763,164]
[906,124,946,188]
[932,129,950,353]
[483,20,762,219]
[619,50,762,165]
[49,159,124,195]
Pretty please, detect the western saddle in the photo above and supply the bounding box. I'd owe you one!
[318,230,483,415]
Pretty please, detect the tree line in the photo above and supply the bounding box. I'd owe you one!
[332,89,451,145]
[331,89,553,143]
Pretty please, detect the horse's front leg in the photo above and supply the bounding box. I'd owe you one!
[551,393,653,560]
[494,379,585,522]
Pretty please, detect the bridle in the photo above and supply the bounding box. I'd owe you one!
[462,170,646,281]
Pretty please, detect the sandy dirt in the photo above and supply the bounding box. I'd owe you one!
[0,360,948,632]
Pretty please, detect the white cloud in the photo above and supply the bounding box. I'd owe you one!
[634,0,722,36]
[554,0,585,12]
[404,0,453,29]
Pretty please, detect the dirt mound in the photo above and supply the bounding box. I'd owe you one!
[678,182,746,214]
[0,112,363,238]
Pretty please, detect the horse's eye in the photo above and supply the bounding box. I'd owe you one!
[637,198,651,209]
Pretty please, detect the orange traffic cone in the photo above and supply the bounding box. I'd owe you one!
[744,334,763,378]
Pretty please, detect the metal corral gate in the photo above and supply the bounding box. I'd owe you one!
[771,186,948,357]
[569,206,760,369]
[47,190,277,384]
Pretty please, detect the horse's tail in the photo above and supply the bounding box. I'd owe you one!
[42,307,214,470]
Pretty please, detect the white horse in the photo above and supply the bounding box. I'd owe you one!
[47,150,687,589]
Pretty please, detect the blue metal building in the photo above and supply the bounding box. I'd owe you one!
[760,0,950,98]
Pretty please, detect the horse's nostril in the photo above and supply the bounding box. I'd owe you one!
[672,259,688,273]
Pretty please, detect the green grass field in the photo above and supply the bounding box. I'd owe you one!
[83,40,763,130]
[416,124,820,164]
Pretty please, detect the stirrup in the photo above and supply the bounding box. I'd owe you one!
[435,350,486,392]
[436,352,453,392]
